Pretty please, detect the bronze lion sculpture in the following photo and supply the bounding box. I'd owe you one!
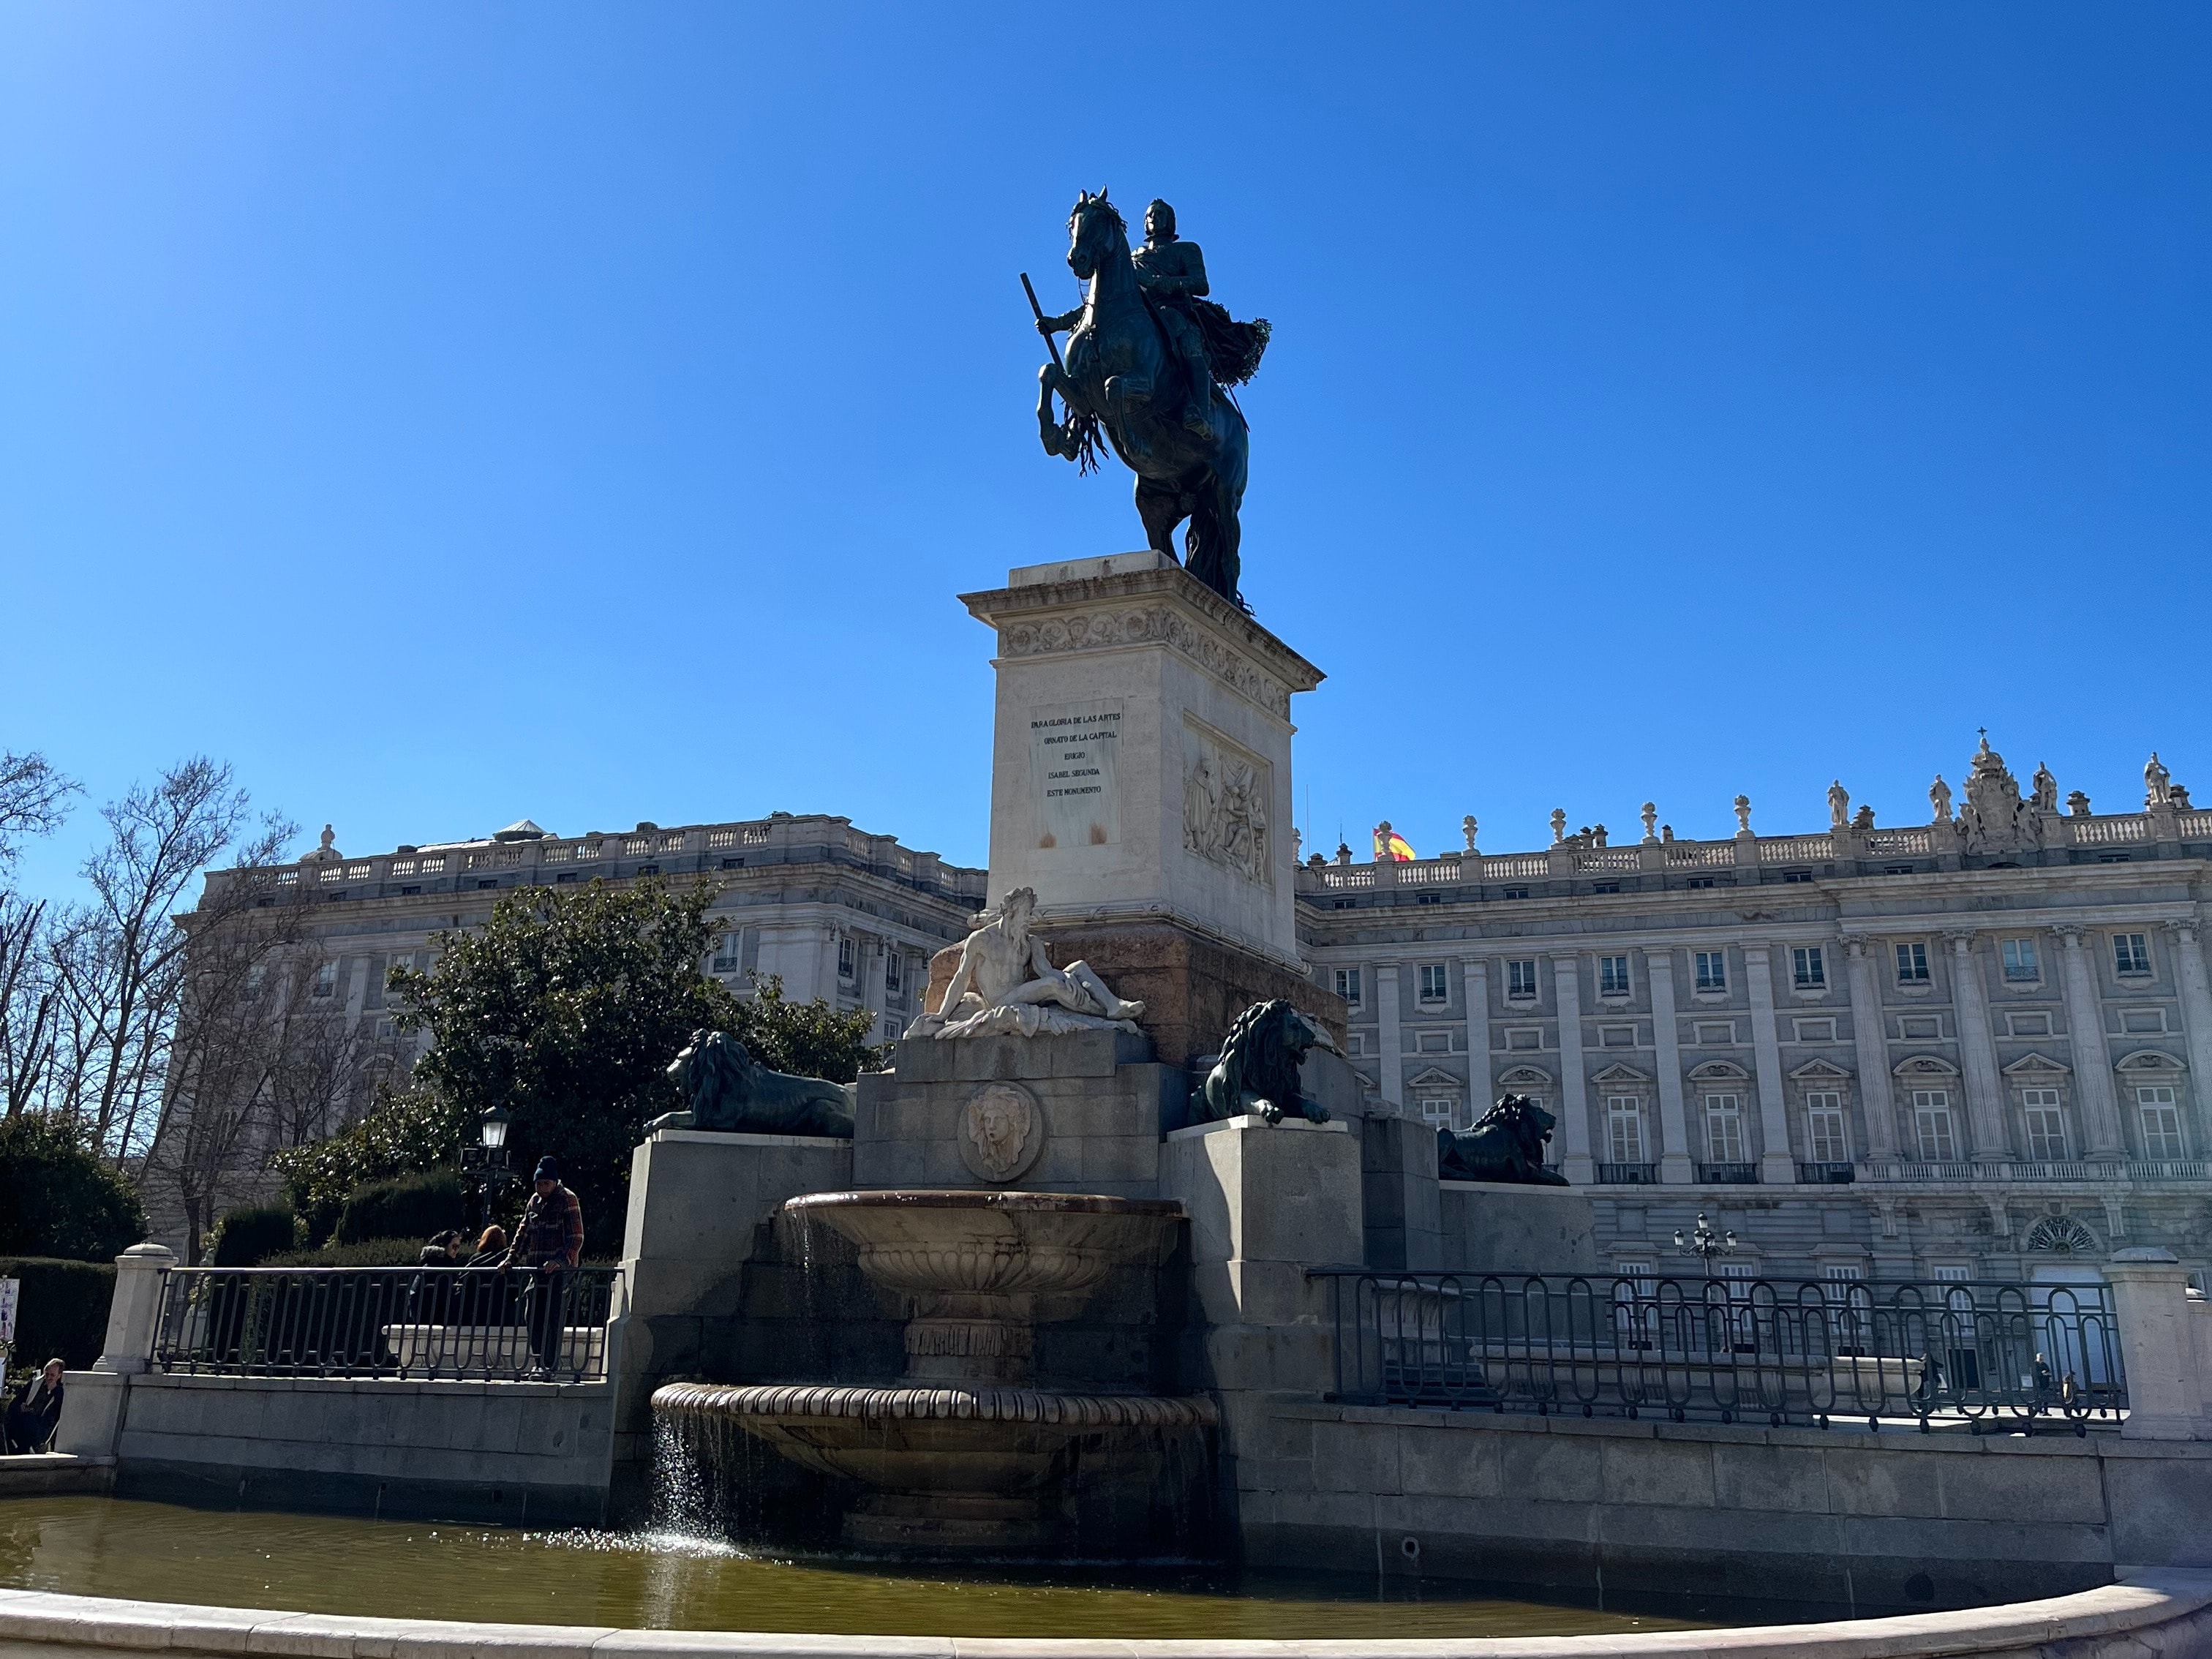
[648,1029,854,1139]
[1192,998,1333,1126]
[1437,1094,1569,1185]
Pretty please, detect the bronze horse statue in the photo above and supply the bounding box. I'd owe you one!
[1036,191,1252,606]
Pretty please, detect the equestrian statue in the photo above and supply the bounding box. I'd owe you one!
[1028,193,1270,608]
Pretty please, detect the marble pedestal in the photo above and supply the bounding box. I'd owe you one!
[959,552,1323,972]
[854,1028,1180,1197]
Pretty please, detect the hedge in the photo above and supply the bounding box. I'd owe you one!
[0,1257,117,1372]
[334,1171,466,1247]
[210,1204,303,1268]
[263,1238,431,1268]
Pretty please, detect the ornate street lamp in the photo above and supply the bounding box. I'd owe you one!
[1674,1211,1737,1277]
[461,1105,516,1232]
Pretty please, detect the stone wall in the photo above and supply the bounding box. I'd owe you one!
[1241,1402,2212,1615]
[104,1373,614,1526]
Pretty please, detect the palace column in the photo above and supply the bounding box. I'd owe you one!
[1554,955,1595,1184]
[1460,956,1494,1119]
[1374,961,1405,1109]
[1842,935,1900,1160]
[1647,948,1694,1184]
[1946,930,2012,1159]
[1745,943,1798,1185]
[2055,925,2126,1159]
[2163,921,2212,1151]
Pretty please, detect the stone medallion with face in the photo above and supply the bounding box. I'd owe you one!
[958,1080,1045,1184]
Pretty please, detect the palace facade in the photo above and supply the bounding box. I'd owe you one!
[1299,740,2212,1284]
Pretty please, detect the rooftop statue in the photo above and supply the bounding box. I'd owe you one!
[1438,1094,1570,1186]
[908,886,1146,1039]
[1028,192,1270,608]
[650,1029,854,1138]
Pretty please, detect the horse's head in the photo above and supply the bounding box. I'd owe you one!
[1066,188,1126,281]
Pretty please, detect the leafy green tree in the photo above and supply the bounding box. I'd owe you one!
[277,879,881,1254]
[271,1083,469,1245]
[0,1111,146,1261]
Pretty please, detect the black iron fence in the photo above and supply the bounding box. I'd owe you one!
[1315,1268,2126,1432]
[151,1266,621,1382]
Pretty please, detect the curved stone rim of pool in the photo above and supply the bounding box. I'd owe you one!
[2,1573,2209,1659]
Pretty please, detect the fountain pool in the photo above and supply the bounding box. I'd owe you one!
[0,1497,1714,1639]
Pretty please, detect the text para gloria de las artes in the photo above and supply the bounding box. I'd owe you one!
[1036,711,1118,800]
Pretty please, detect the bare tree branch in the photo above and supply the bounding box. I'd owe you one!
[0,750,79,873]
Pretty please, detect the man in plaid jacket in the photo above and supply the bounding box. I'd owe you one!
[503,1156,583,1376]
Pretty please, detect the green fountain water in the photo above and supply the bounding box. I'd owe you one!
[0,1497,1716,1639]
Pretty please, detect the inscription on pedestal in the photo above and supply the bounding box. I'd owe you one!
[1030,700,1121,850]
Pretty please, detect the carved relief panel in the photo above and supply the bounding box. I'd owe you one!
[1181,715,1271,887]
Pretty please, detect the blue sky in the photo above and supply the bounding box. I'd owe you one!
[4,5,2207,899]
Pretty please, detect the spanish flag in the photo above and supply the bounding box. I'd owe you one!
[1374,824,1415,862]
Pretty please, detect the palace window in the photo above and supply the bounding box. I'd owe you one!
[1599,955,1631,996]
[2002,938,2041,982]
[312,961,338,999]
[1792,946,1826,990]
[1418,1096,1460,1129]
[1895,942,1930,984]
[1805,1091,1848,1164]
[1500,886,1530,900]
[2022,1088,2067,1160]
[1592,881,1622,895]
[885,952,903,993]
[1334,967,1361,1007]
[1930,1264,1974,1282]
[1694,951,1727,992]
[1418,963,1450,1004]
[1703,1094,1745,1163]
[1507,959,1540,998]
[1606,1096,1646,1164]
[2114,933,2152,976]
[837,938,856,982]
[2138,1086,2185,1158]
[1821,1263,1865,1282]
[1685,876,1715,889]
[1911,1090,1957,1162]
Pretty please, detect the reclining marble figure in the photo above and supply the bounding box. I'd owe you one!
[647,1028,855,1137]
[1437,1093,1570,1185]
[906,886,1146,1039]
[1190,998,1336,1126]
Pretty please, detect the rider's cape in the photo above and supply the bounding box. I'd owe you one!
[1146,292,1272,388]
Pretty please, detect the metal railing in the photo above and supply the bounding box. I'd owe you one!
[1317,1268,2126,1432]
[1595,1162,1657,1184]
[152,1265,621,1382]
[1697,1161,1760,1184]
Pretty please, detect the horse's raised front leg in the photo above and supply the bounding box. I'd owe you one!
[1037,364,1073,457]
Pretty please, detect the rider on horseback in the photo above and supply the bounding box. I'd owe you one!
[1132,200,1216,437]
[1037,198,1216,437]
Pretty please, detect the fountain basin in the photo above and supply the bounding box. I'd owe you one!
[655,1381,1216,1551]
[661,1188,1206,1554]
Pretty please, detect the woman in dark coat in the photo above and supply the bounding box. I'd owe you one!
[4,1359,65,1453]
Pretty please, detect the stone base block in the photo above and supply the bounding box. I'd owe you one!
[1162,1115,1362,1309]
[620,1129,854,1298]
[855,1044,1181,1196]
[1437,1180,1600,1274]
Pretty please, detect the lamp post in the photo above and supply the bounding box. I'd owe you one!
[460,1105,516,1233]
[1674,1211,1737,1277]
